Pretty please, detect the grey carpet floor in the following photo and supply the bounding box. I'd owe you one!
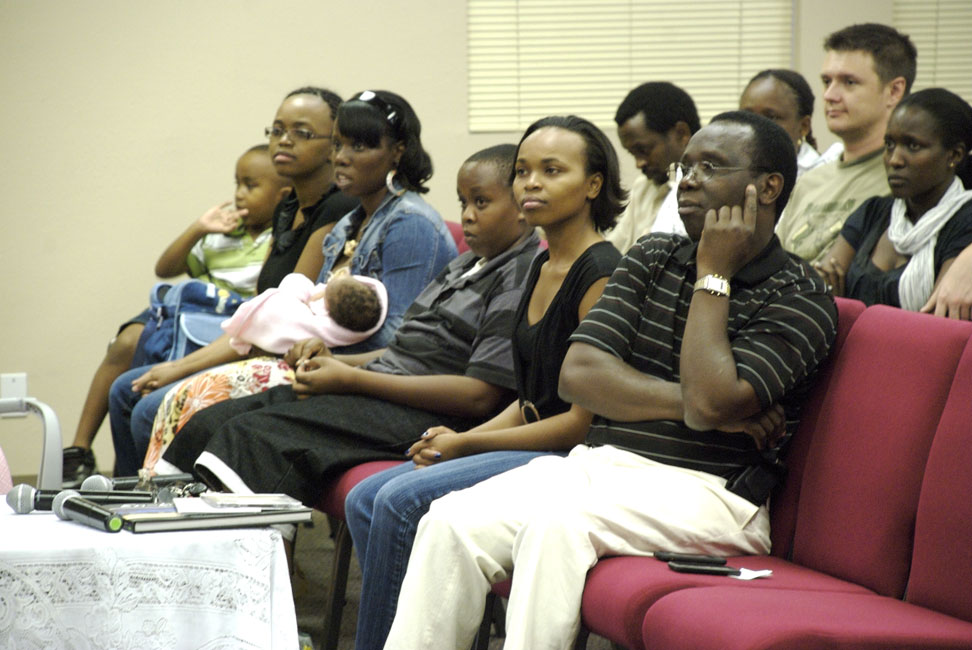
[290,511,614,650]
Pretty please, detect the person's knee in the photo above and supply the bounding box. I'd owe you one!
[105,324,143,366]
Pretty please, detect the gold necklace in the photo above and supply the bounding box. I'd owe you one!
[343,214,373,259]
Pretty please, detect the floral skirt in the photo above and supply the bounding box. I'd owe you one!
[142,356,294,473]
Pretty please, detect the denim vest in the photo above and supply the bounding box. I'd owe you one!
[319,189,457,352]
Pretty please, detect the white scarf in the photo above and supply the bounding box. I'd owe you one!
[889,177,972,310]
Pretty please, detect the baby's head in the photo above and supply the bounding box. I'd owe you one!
[325,275,383,332]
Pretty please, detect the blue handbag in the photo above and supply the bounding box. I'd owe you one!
[131,280,245,367]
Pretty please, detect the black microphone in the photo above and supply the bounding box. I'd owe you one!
[80,473,195,491]
[53,490,124,533]
[5,483,155,514]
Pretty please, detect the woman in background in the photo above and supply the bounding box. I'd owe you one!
[814,88,972,309]
[740,69,824,177]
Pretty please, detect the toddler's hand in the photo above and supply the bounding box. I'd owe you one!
[198,201,247,234]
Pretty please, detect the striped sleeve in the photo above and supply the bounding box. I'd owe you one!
[570,237,667,361]
[731,273,836,409]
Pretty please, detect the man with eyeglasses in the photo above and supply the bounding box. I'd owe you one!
[383,112,837,650]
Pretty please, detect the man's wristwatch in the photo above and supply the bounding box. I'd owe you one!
[694,274,730,298]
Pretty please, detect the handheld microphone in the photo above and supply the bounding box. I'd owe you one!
[5,483,155,514]
[81,473,195,492]
[53,490,124,533]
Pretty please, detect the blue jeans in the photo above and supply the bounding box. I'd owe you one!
[345,450,558,650]
[107,365,181,476]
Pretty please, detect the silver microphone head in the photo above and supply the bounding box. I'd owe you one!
[52,489,80,520]
[6,484,36,514]
[80,474,114,491]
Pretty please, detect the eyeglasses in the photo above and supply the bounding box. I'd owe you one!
[671,161,769,183]
[264,126,328,142]
[352,90,402,133]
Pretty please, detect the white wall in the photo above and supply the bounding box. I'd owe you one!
[0,0,892,476]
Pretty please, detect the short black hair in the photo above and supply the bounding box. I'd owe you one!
[465,143,517,188]
[328,280,382,332]
[337,90,433,194]
[285,87,343,121]
[895,88,972,188]
[710,111,797,221]
[245,143,270,154]
[614,82,701,135]
[745,69,818,149]
[514,115,627,232]
[824,23,917,93]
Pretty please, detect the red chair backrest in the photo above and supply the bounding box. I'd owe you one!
[908,334,972,621]
[446,220,470,254]
[790,306,971,597]
[769,297,865,559]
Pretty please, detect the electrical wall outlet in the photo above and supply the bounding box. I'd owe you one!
[1,373,27,399]
[1,373,28,417]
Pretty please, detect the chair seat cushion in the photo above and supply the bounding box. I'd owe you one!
[315,460,404,519]
[581,556,873,650]
[642,587,972,650]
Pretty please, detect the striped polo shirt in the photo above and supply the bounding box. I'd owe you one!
[187,228,273,298]
[570,233,837,480]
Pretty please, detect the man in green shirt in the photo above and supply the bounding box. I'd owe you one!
[776,23,916,265]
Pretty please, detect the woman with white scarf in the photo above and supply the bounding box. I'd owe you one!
[814,88,972,310]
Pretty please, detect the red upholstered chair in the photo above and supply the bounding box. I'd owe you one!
[642,586,972,650]
[577,297,866,649]
[314,460,404,650]
[639,309,972,649]
[906,331,972,624]
[446,220,470,254]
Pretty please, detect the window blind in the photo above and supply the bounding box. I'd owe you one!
[468,0,793,132]
[894,0,972,102]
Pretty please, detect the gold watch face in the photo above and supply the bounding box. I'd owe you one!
[696,275,729,296]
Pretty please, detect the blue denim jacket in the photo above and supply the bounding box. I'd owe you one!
[319,189,457,352]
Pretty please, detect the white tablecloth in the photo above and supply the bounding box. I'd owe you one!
[0,502,297,649]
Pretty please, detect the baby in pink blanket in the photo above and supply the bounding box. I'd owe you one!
[222,273,388,355]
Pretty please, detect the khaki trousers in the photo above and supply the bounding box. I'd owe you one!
[384,444,770,650]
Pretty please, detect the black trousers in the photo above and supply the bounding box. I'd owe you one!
[162,384,480,505]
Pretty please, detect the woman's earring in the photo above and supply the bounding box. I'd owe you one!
[796,137,804,149]
[386,169,405,197]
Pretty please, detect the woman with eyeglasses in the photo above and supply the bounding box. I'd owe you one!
[257,87,360,290]
[137,91,457,474]
[102,87,356,476]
